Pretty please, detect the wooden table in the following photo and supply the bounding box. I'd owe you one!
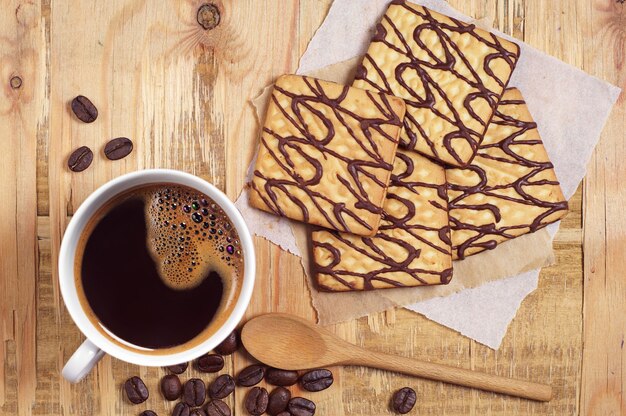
[1,0,624,415]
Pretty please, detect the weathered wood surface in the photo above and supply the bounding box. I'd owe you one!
[0,0,623,415]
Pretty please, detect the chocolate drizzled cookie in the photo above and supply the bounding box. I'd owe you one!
[447,88,568,259]
[353,1,520,167]
[250,75,406,236]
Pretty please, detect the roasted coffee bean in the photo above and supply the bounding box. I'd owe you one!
[237,364,265,387]
[172,402,190,416]
[124,376,149,404]
[166,362,189,374]
[300,369,333,392]
[190,409,207,416]
[265,368,299,386]
[196,353,224,373]
[214,330,238,355]
[183,378,206,407]
[275,413,291,416]
[140,411,158,416]
[71,95,98,123]
[208,374,235,399]
[104,137,133,160]
[205,399,231,416]
[288,397,315,416]
[245,387,269,416]
[267,387,291,415]
[67,146,93,172]
[161,374,182,400]
[392,387,416,414]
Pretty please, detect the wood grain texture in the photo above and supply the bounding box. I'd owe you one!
[0,0,621,415]
[579,1,626,414]
[0,0,45,414]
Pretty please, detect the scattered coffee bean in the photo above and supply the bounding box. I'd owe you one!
[288,397,315,416]
[67,146,93,172]
[267,387,291,415]
[166,362,189,374]
[208,374,235,399]
[265,368,299,386]
[275,413,291,416]
[140,411,158,416]
[190,409,207,416]
[245,387,269,416]
[214,330,238,355]
[205,399,231,416]
[237,364,266,387]
[196,353,224,373]
[161,374,182,401]
[392,387,416,414]
[172,402,190,416]
[183,378,206,407]
[300,369,333,392]
[104,137,133,160]
[71,95,98,123]
[124,376,149,404]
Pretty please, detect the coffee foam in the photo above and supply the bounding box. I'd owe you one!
[142,185,243,291]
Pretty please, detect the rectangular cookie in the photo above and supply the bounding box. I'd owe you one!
[353,1,520,167]
[447,88,568,260]
[250,74,406,237]
[312,149,452,291]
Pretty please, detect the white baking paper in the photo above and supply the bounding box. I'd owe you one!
[234,0,621,349]
[406,270,540,349]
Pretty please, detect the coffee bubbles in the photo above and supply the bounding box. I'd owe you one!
[144,186,242,290]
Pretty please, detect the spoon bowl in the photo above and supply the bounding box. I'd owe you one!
[241,313,349,369]
[241,313,553,402]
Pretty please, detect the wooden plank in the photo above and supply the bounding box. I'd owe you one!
[46,1,232,414]
[42,1,328,415]
[580,0,626,414]
[226,1,331,414]
[0,1,45,415]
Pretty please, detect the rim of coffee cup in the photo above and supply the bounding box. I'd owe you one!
[58,169,255,366]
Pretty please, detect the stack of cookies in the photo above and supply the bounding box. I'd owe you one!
[249,1,568,292]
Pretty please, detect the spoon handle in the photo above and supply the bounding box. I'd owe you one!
[346,350,552,402]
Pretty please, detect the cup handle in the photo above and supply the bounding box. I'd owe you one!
[62,339,105,383]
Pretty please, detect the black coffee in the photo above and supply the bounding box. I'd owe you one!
[77,184,243,350]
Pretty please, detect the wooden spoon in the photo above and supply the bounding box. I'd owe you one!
[241,313,552,402]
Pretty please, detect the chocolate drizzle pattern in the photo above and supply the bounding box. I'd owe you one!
[353,1,520,167]
[312,149,452,291]
[447,88,568,260]
[250,75,406,236]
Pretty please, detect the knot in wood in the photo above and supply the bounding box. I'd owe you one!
[10,76,22,89]
[197,4,220,30]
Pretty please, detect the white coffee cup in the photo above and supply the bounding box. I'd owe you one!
[59,169,255,383]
